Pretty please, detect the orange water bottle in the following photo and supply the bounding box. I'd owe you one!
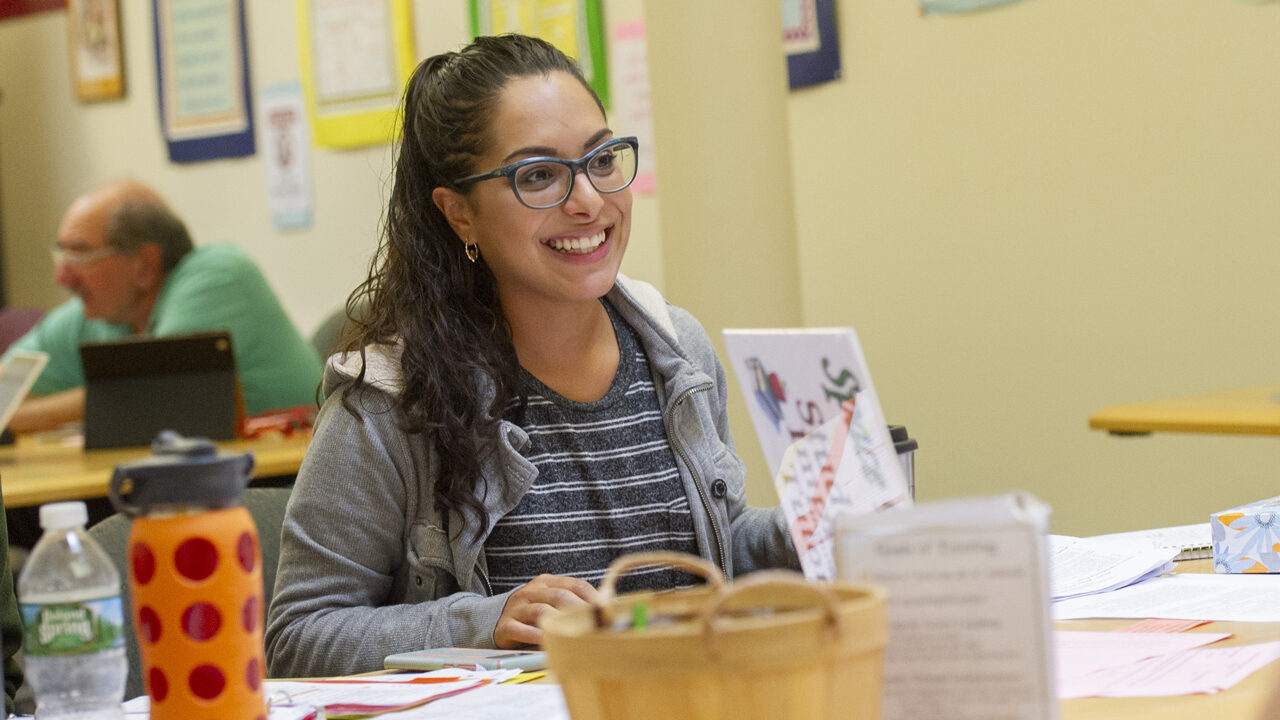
[108,431,266,720]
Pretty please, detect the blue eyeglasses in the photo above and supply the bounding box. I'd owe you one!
[457,136,639,210]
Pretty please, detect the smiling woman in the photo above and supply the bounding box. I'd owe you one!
[264,34,801,680]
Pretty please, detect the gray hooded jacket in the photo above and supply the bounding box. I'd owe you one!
[265,276,797,678]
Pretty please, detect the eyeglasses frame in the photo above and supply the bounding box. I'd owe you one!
[50,243,123,267]
[456,136,640,210]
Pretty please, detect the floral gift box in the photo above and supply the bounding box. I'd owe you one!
[1212,496,1280,573]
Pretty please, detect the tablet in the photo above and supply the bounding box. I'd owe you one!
[80,331,240,449]
[383,648,547,672]
[0,350,49,433]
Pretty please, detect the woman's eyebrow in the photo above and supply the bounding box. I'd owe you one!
[499,129,614,164]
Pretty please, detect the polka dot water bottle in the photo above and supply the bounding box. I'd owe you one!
[108,431,266,720]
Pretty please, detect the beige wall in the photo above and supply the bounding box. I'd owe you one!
[788,0,1280,534]
[644,1,802,507]
[3,1,1279,535]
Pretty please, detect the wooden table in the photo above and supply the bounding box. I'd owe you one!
[0,430,310,508]
[1059,558,1280,719]
[1089,385,1280,436]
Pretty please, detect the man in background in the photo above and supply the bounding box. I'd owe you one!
[2,179,322,432]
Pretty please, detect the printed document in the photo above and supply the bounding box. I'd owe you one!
[1053,572,1280,622]
[1047,534,1176,600]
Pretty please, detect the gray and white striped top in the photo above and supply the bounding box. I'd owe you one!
[486,301,700,594]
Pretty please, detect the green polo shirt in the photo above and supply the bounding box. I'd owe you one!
[3,244,321,415]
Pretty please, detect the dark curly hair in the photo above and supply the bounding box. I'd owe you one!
[342,35,603,540]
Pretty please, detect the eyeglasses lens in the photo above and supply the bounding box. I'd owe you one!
[512,142,637,209]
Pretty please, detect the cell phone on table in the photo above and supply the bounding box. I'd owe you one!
[383,647,547,671]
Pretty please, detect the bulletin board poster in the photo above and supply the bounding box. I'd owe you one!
[783,0,840,89]
[68,0,126,101]
[296,0,416,149]
[470,0,608,110]
[153,0,255,163]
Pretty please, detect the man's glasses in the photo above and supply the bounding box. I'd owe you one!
[51,243,120,267]
[457,137,639,210]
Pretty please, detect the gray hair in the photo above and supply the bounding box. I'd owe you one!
[105,199,193,273]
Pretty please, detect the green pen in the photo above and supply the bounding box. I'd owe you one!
[631,602,648,631]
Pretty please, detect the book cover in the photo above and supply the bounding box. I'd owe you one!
[723,327,912,579]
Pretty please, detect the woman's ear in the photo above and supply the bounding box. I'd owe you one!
[432,186,474,240]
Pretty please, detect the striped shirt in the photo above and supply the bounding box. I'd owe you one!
[486,301,699,594]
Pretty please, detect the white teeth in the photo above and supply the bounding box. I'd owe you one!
[549,231,606,254]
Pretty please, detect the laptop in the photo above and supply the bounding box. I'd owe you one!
[80,331,241,449]
[0,350,50,437]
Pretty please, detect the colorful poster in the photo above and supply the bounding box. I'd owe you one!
[259,83,314,231]
[607,20,655,195]
[296,0,415,149]
[723,327,911,580]
[153,0,255,162]
[68,0,125,101]
[471,0,608,108]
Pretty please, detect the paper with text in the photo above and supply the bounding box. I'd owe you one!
[836,493,1057,720]
[724,327,911,580]
[1048,534,1177,600]
[1053,572,1280,622]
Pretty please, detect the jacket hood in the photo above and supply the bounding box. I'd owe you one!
[323,274,675,399]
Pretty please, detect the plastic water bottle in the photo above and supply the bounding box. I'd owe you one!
[17,501,126,719]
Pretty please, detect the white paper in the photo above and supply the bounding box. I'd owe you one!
[310,0,397,103]
[836,493,1057,720]
[259,82,314,230]
[1091,522,1212,560]
[1048,534,1177,600]
[1053,572,1280,622]
[121,670,541,719]
[376,684,570,719]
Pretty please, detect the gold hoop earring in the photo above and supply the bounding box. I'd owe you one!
[464,243,479,263]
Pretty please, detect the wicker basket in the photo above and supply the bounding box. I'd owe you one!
[541,552,887,720]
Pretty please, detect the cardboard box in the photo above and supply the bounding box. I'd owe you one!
[1212,495,1280,573]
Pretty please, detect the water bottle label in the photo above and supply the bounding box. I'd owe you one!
[20,596,126,657]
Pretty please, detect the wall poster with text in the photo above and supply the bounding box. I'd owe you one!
[153,0,255,162]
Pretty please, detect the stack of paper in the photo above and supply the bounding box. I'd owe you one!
[1055,630,1280,698]
[1048,533,1177,600]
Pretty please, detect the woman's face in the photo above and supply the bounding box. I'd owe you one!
[439,71,632,310]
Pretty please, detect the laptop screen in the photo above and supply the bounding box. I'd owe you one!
[0,350,49,433]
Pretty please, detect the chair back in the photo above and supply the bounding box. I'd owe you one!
[88,486,292,700]
[0,307,43,355]
[310,296,370,364]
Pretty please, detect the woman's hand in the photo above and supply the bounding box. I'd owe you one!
[494,574,598,648]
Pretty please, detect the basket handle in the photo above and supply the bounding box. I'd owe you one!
[593,551,727,628]
[700,570,842,660]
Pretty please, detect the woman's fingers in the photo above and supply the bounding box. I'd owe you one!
[494,574,600,648]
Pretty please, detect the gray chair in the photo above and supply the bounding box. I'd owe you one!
[87,487,292,700]
[310,296,370,363]
[310,305,350,363]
